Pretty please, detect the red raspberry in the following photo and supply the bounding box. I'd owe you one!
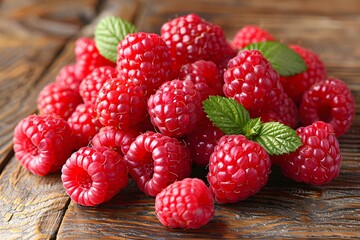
[55,64,82,92]
[13,114,74,176]
[178,60,223,100]
[184,117,224,166]
[61,146,128,206]
[74,37,115,80]
[37,82,83,120]
[161,13,232,75]
[277,121,342,185]
[231,25,275,49]
[155,178,215,229]
[79,66,118,105]
[300,78,355,137]
[67,103,103,150]
[280,45,327,104]
[91,126,140,156]
[260,93,298,129]
[124,131,192,197]
[116,32,172,95]
[207,135,271,203]
[147,79,203,137]
[95,77,147,129]
[137,116,157,133]
[223,50,284,117]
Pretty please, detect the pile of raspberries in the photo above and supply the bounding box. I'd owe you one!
[13,13,355,229]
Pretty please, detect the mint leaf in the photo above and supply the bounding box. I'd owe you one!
[203,96,250,135]
[254,122,302,155]
[243,41,307,76]
[243,118,262,139]
[95,16,137,62]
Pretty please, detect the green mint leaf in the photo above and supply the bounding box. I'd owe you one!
[243,118,262,139]
[95,16,137,62]
[203,96,250,135]
[243,41,307,76]
[254,122,302,155]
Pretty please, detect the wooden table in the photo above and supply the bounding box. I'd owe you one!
[1,0,359,239]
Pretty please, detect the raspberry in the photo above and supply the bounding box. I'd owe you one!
[67,103,103,150]
[260,93,298,129]
[178,60,223,100]
[55,64,82,92]
[147,79,203,137]
[223,50,284,117]
[13,114,74,176]
[124,131,192,197]
[280,45,327,104]
[300,78,355,137]
[74,37,115,80]
[79,66,118,105]
[91,126,140,156]
[155,178,214,229]
[161,13,232,75]
[37,82,83,120]
[277,121,342,185]
[61,146,128,206]
[95,77,147,129]
[231,25,275,49]
[184,117,224,166]
[116,32,172,95]
[207,135,271,203]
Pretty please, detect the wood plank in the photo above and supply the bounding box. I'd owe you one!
[1,0,360,238]
[0,0,98,37]
[56,168,360,239]
[0,34,64,171]
[0,0,100,171]
[56,0,360,238]
[0,158,68,239]
[0,41,77,239]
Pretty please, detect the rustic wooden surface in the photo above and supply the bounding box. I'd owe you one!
[0,0,359,239]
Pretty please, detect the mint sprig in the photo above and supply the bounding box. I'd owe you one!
[203,96,302,155]
[203,96,250,135]
[254,122,302,155]
[243,41,307,76]
[95,16,137,62]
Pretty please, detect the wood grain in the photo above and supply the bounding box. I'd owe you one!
[0,0,100,170]
[0,158,68,239]
[1,0,360,239]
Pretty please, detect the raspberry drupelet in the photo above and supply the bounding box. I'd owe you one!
[280,45,327,104]
[55,64,82,92]
[124,131,192,197]
[13,114,74,176]
[231,25,275,49]
[95,77,147,129]
[91,126,140,156]
[67,103,103,150]
[155,178,215,229]
[223,49,284,118]
[178,60,224,101]
[147,79,203,137]
[37,82,83,120]
[184,117,224,166]
[207,134,271,204]
[61,146,128,206]
[79,66,118,105]
[300,78,355,137]
[161,13,233,75]
[74,37,115,80]
[116,32,172,95]
[277,121,342,185]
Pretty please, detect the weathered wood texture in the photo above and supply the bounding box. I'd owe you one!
[0,0,360,239]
